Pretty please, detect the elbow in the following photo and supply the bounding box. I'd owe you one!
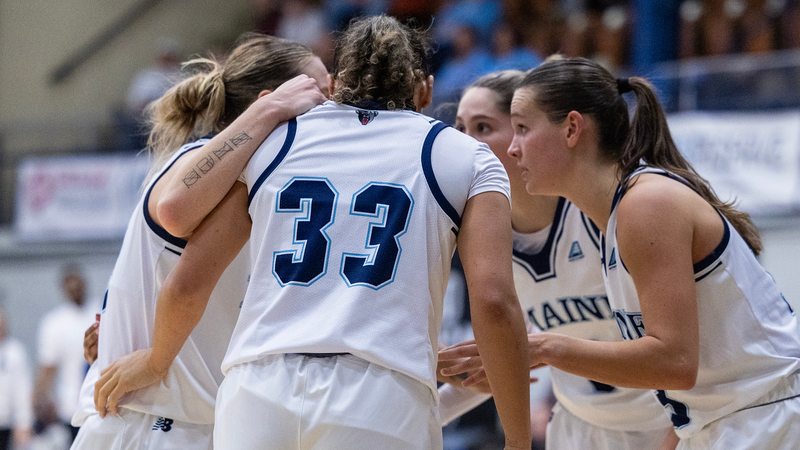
[156,197,195,238]
[670,368,697,391]
[470,289,521,325]
[662,358,697,390]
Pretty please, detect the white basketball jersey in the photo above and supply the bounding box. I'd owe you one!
[603,166,800,438]
[90,139,247,424]
[513,198,669,431]
[223,101,510,394]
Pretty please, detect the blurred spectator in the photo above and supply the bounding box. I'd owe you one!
[489,22,543,72]
[679,0,738,57]
[125,38,182,116]
[387,0,441,27]
[116,37,182,152]
[32,265,98,446]
[434,0,502,46]
[252,0,284,36]
[432,25,493,108]
[740,0,776,53]
[0,307,33,450]
[781,0,800,48]
[325,0,388,32]
[276,0,334,66]
[592,4,629,71]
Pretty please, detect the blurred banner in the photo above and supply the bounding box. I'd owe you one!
[668,110,800,215]
[15,154,150,241]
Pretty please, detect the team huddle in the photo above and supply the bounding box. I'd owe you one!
[69,15,800,450]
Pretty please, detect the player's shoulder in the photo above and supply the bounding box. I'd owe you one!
[618,173,697,219]
[435,124,483,147]
[615,174,698,252]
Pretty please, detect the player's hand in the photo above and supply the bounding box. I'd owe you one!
[439,339,541,388]
[83,321,99,365]
[94,348,167,418]
[265,74,327,122]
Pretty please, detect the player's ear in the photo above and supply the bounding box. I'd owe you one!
[327,74,335,97]
[414,75,434,112]
[257,89,272,99]
[565,110,583,148]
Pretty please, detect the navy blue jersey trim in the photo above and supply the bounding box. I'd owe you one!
[164,246,182,256]
[422,122,462,228]
[695,261,723,282]
[248,119,297,206]
[580,211,601,251]
[101,290,108,313]
[142,142,207,249]
[693,212,730,273]
[512,197,567,281]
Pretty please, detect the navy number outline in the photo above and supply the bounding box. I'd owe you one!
[341,183,414,289]
[272,178,413,289]
[272,178,338,286]
[655,389,691,428]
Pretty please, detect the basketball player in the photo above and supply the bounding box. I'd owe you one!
[144,15,531,450]
[442,57,800,449]
[72,35,327,450]
[439,69,675,449]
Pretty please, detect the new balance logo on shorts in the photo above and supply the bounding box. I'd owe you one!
[152,417,173,432]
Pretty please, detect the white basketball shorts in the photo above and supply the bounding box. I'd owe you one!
[546,402,672,450]
[214,353,442,450]
[677,372,800,450]
[70,409,212,450]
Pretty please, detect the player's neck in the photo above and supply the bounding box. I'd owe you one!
[566,162,619,235]
[510,192,560,234]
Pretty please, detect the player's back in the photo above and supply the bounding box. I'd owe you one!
[226,101,506,392]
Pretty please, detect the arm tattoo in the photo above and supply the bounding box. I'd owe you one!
[183,169,201,188]
[181,131,252,189]
[196,156,215,174]
[213,142,234,161]
[229,132,252,147]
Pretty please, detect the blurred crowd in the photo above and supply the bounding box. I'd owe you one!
[114,0,800,152]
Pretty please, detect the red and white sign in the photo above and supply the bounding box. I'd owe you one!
[15,154,150,240]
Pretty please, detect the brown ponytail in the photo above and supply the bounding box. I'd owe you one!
[519,57,762,255]
[143,34,316,182]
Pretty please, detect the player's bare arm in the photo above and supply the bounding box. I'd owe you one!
[95,181,251,417]
[154,75,325,237]
[457,191,531,450]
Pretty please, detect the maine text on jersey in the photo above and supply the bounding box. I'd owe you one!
[526,295,612,331]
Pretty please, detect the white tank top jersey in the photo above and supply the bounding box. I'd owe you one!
[89,139,248,425]
[225,100,511,394]
[602,166,800,439]
[513,198,670,432]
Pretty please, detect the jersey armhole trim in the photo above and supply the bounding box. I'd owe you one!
[421,122,462,228]
[693,211,730,274]
[248,119,297,206]
[142,143,207,249]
